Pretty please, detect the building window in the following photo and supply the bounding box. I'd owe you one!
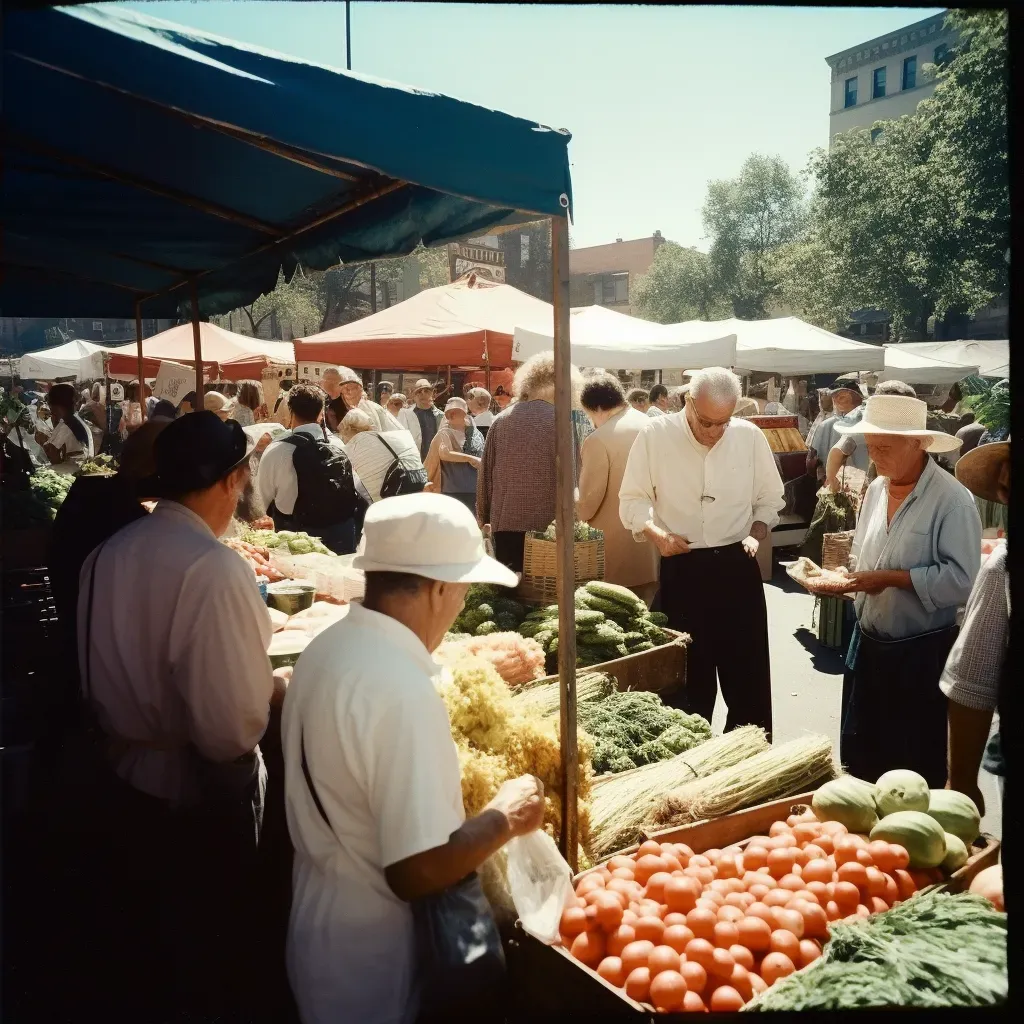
[934,43,949,66]
[844,77,858,107]
[872,66,886,99]
[596,273,628,305]
[902,55,917,90]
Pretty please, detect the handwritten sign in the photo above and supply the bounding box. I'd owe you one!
[152,360,194,403]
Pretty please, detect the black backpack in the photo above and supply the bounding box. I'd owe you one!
[284,431,363,528]
[374,433,428,499]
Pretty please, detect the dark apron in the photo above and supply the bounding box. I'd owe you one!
[841,625,958,788]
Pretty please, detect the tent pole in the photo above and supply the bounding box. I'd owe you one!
[551,214,578,870]
[189,280,204,402]
[135,301,147,423]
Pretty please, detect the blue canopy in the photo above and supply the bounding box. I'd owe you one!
[3,3,572,318]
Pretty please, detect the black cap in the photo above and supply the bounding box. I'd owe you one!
[828,380,862,395]
[152,411,253,497]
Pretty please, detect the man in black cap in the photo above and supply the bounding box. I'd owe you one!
[73,411,285,1021]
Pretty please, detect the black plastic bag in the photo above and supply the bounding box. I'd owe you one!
[413,871,507,1023]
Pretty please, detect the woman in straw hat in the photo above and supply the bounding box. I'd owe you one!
[836,394,982,786]
[940,439,1009,817]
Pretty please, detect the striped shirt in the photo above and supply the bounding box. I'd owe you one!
[476,399,579,533]
[939,543,1008,711]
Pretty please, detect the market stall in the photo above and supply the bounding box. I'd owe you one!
[104,321,295,381]
[4,0,584,867]
[295,274,554,370]
[17,339,107,382]
[512,305,738,370]
[673,316,887,375]
[884,339,1009,381]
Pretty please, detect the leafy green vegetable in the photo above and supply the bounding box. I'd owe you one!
[747,892,1007,1010]
[580,691,712,774]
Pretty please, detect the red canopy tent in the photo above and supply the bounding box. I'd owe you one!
[105,321,295,381]
[293,274,553,370]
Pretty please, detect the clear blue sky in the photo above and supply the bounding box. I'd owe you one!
[116,1,943,250]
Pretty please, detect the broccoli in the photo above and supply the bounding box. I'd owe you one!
[475,620,498,636]
[494,612,518,631]
[636,739,675,766]
[627,640,655,654]
[492,597,526,619]
[647,611,669,627]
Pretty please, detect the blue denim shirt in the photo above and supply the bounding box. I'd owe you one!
[851,456,981,640]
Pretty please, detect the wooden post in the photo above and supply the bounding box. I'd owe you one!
[134,301,147,423]
[189,280,204,401]
[551,214,578,869]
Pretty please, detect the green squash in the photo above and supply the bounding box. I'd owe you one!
[940,832,969,872]
[927,789,982,846]
[875,769,931,816]
[871,810,947,869]
[812,776,879,833]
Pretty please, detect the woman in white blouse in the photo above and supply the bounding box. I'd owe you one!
[35,382,94,465]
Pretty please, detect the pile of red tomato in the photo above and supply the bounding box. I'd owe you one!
[559,807,938,1012]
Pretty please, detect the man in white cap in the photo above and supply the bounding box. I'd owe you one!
[282,493,544,1024]
[321,365,402,432]
[398,377,445,460]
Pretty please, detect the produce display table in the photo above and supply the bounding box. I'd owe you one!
[510,787,1001,1017]
[533,628,689,701]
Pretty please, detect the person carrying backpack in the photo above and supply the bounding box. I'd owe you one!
[256,384,366,554]
[338,407,428,502]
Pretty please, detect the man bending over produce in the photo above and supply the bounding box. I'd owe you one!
[282,493,545,1024]
[71,411,289,1021]
[619,366,785,734]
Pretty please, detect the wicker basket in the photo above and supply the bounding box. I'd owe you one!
[821,530,855,571]
[518,535,605,605]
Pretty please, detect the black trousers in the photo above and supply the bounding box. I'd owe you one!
[660,543,773,736]
[841,626,957,788]
[494,531,527,573]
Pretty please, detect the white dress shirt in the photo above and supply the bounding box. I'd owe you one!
[283,602,465,1024]
[77,501,274,803]
[344,429,422,503]
[619,410,785,548]
[472,409,494,429]
[257,423,346,517]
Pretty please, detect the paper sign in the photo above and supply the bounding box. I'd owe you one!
[152,360,194,403]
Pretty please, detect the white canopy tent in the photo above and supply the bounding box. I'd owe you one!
[883,340,1008,380]
[18,339,107,381]
[877,345,979,385]
[512,305,737,370]
[689,317,886,375]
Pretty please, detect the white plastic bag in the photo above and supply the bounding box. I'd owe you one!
[504,830,575,945]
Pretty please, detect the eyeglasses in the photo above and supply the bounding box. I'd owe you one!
[690,406,731,431]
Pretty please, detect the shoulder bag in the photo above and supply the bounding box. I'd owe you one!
[298,729,506,1022]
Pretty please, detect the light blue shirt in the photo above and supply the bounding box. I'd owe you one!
[851,456,981,640]
[813,407,871,472]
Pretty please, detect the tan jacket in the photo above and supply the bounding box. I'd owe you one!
[576,407,659,589]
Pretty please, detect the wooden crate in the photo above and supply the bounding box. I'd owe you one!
[533,628,689,699]
[513,787,999,1018]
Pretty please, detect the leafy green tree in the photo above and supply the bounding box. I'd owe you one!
[631,242,731,323]
[702,154,806,318]
[778,9,1008,340]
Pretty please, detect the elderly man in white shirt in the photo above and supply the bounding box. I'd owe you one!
[75,410,286,1021]
[283,493,544,1024]
[620,366,785,734]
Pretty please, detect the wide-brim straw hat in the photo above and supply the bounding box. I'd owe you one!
[956,440,1010,504]
[834,395,962,453]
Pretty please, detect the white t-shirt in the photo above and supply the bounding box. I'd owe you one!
[48,415,94,458]
[256,423,346,517]
[472,409,494,428]
[282,602,465,1024]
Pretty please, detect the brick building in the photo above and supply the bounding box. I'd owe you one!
[568,232,665,315]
